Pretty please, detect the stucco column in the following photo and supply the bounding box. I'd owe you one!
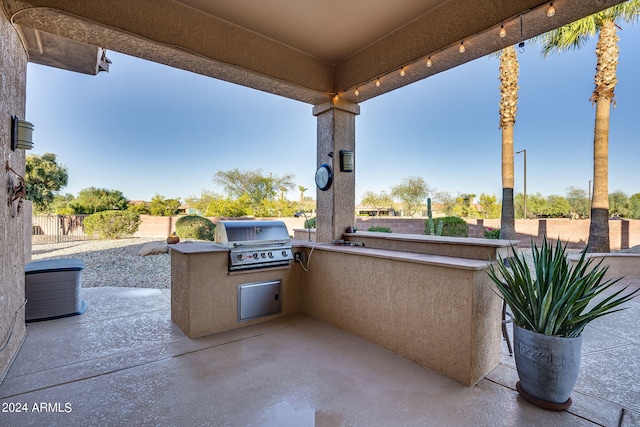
[312,99,360,242]
[0,11,28,380]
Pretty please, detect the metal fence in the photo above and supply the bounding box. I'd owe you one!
[32,215,90,244]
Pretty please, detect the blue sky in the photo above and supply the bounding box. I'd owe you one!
[26,23,640,204]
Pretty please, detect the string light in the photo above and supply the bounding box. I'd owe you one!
[547,2,555,17]
[345,2,556,100]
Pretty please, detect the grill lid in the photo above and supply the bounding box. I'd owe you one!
[215,220,291,248]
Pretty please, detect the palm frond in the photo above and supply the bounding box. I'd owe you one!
[532,1,640,57]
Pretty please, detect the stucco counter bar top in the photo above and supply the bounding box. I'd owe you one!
[342,231,515,260]
[295,240,493,271]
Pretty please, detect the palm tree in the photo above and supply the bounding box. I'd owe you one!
[536,2,640,252]
[298,185,307,202]
[498,45,519,240]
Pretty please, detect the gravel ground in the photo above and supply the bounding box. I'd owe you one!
[31,238,171,289]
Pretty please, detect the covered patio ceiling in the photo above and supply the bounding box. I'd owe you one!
[4,0,627,105]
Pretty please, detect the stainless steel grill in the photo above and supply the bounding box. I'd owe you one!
[215,220,293,271]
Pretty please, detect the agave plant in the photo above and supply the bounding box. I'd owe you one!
[487,237,640,338]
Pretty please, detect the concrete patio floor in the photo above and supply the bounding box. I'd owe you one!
[1,282,639,426]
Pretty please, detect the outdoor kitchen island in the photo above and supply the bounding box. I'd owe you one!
[170,232,513,386]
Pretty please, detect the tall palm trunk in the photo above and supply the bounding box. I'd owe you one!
[498,46,519,240]
[587,19,618,253]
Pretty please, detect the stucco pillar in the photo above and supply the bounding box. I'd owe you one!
[312,99,360,242]
[0,10,28,380]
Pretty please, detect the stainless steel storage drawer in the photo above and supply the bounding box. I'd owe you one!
[238,280,281,321]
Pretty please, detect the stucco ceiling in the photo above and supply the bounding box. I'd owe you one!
[175,0,447,64]
[4,0,629,105]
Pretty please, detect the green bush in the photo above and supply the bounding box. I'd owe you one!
[439,216,468,237]
[368,226,392,233]
[175,215,216,241]
[483,227,501,239]
[84,210,141,240]
[305,216,316,229]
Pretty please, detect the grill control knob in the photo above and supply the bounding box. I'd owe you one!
[253,253,259,259]
[267,252,273,258]
[281,251,287,257]
[237,254,243,261]
[261,253,266,259]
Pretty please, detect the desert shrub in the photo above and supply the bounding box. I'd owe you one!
[175,215,216,241]
[304,216,316,229]
[368,226,392,233]
[483,227,501,239]
[439,216,468,237]
[84,210,141,239]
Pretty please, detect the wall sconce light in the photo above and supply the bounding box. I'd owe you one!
[11,115,34,151]
[339,150,354,172]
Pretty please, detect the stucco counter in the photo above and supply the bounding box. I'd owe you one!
[169,242,302,338]
[290,238,504,386]
[170,236,509,386]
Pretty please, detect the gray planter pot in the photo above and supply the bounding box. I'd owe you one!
[514,325,582,407]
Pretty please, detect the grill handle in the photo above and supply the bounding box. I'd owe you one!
[232,240,290,248]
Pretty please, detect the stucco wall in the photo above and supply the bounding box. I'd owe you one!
[0,11,28,381]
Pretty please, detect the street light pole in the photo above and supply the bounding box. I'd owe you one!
[516,149,527,219]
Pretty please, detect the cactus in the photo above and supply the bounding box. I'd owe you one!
[425,198,443,236]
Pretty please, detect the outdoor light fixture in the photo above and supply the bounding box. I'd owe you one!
[11,115,34,151]
[354,88,359,96]
[400,68,406,77]
[339,150,354,172]
[426,57,432,67]
[375,79,380,87]
[499,25,507,38]
[459,42,465,53]
[547,3,556,17]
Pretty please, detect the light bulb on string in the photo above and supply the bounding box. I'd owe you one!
[354,88,359,97]
[400,68,405,77]
[375,79,380,87]
[459,42,465,53]
[426,57,432,67]
[499,25,506,38]
[547,3,555,17]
